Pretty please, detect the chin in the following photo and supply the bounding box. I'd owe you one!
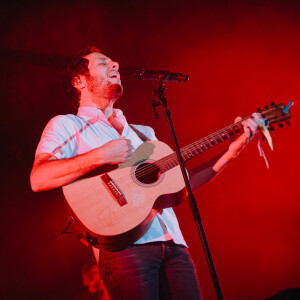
[109,83,123,101]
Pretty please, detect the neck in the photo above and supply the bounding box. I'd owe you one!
[79,93,115,119]
[102,101,114,119]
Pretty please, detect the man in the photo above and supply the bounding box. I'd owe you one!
[30,46,261,299]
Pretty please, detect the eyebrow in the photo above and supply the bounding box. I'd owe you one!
[95,57,108,62]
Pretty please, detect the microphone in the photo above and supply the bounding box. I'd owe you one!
[134,68,189,82]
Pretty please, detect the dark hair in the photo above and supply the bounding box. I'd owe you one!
[65,46,101,108]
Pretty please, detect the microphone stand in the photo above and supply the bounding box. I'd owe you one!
[152,80,224,300]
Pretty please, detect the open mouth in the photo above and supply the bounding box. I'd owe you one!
[108,72,120,79]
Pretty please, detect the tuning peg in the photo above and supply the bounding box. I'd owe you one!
[286,121,290,126]
[268,125,275,131]
[283,101,294,113]
[278,123,284,128]
[270,102,275,106]
[264,105,269,110]
[257,108,262,113]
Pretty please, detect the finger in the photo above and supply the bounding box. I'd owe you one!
[242,119,258,133]
[244,119,257,132]
[234,116,242,123]
[124,144,133,152]
[126,151,133,161]
[243,118,256,126]
[125,139,132,145]
[252,112,263,120]
[252,113,264,127]
[248,118,259,126]
[249,119,260,132]
[248,124,256,135]
[243,125,251,138]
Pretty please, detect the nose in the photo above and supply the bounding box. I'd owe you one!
[110,60,119,70]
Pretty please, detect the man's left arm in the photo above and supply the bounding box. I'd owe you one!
[189,115,262,191]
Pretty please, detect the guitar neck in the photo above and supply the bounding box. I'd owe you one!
[157,121,245,173]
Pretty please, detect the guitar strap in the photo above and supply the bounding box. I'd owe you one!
[129,125,151,143]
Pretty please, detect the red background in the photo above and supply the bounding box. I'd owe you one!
[1,1,299,299]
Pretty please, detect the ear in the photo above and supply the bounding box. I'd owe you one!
[72,76,86,90]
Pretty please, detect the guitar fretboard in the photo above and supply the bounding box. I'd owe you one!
[156,121,244,173]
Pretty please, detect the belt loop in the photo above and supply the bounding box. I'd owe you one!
[161,242,165,260]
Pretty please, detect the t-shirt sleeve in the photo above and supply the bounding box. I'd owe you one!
[35,115,78,159]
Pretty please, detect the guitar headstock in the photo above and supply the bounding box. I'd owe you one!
[258,101,293,129]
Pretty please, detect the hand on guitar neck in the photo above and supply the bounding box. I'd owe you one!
[212,113,263,173]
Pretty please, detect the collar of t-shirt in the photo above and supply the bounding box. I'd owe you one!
[77,106,127,128]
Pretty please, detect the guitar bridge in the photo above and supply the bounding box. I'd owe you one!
[101,173,127,206]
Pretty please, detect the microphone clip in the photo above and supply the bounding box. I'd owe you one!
[151,82,168,119]
[151,100,160,119]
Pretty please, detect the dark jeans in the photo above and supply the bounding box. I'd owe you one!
[98,241,202,300]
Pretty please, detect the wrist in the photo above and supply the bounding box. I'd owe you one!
[228,137,247,158]
[212,151,234,172]
[227,145,243,158]
[89,148,106,167]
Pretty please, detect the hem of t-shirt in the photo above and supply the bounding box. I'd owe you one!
[134,238,188,248]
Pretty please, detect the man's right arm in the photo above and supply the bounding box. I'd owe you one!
[30,138,133,192]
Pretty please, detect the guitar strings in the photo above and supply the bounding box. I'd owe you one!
[134,120,246,176]
[115,109,274,185]
[113,118,251,185]
[133,120,245,180]
[134,107,277,181]
[116,120,247,184]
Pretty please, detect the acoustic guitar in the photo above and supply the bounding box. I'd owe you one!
[62,102,292,251]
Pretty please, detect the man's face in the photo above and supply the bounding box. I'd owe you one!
[84,52,123,104]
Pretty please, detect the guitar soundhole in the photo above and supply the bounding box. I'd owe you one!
[135,162,161,185]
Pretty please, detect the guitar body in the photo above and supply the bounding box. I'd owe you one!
[62,141,187,251]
